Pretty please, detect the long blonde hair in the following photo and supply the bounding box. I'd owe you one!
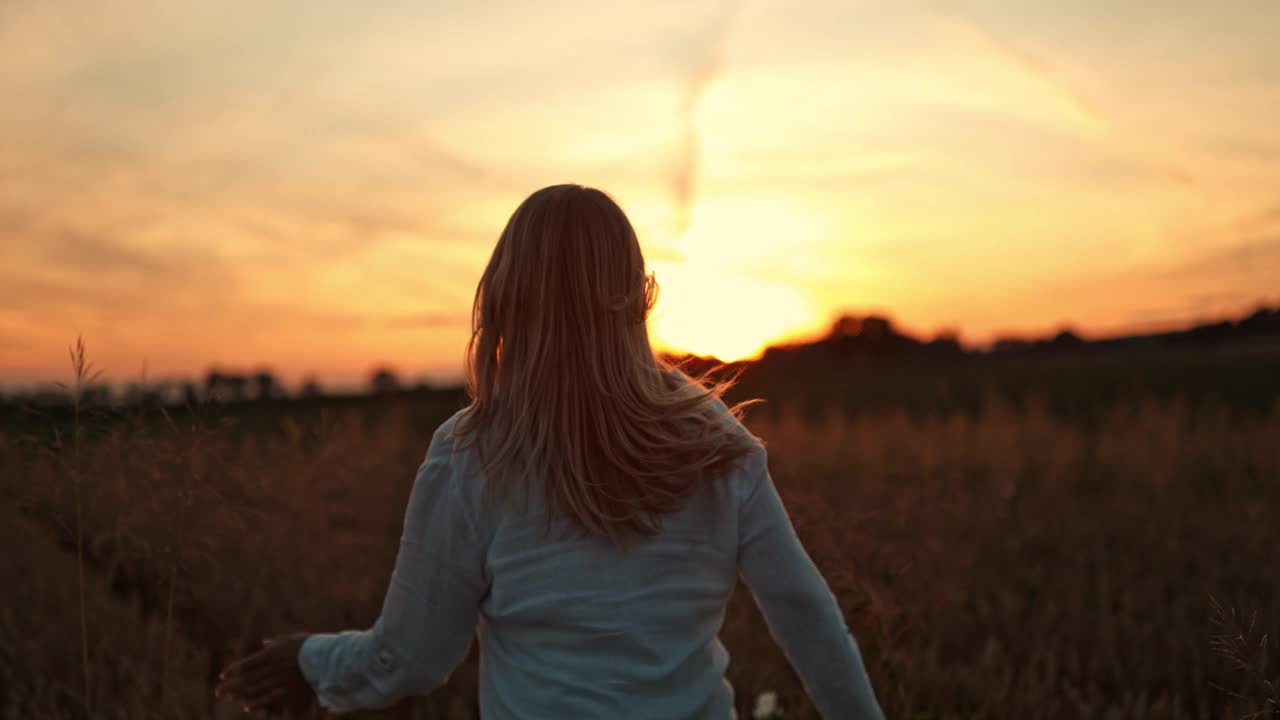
[453,183,761,545]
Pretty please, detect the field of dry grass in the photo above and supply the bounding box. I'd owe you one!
[2,378,1277,718]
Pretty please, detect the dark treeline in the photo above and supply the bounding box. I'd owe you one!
[679,305,1280,424]
[2,363,426,410]
[3,305,1278,430]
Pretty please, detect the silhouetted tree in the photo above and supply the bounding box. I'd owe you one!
[205,371,223,400]
[1050,329,1085,348]
[1237,306,1280,336]
[858,315,895,343]
[252,370,283,401]
[300,378,324,399]
[829,315,863,338]
[992,338,1031,354]
[369,367,401,395]
[926,332,964,357]
[205,371,248,403]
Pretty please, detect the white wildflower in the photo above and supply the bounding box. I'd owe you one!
[752,690,783,719]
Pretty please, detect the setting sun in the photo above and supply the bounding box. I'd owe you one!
[648,261,819,362]
[643,196,831,360]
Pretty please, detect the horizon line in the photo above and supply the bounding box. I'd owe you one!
[2,298,1276,393]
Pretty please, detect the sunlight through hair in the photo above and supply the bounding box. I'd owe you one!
[454,184,763,546]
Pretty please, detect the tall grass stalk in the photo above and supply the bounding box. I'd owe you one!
[67,336,101,716]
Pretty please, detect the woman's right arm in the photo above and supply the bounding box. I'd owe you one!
[736,447,885,720]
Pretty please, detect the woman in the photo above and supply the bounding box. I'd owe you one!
[215,184,885,719]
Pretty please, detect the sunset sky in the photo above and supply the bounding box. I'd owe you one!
[3,0,1278,388]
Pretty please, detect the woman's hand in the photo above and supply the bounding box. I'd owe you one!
[216,633,314,714]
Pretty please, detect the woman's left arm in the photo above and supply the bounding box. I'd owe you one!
[218,419,489,714]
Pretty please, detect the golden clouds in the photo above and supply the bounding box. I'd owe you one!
[2,1,1279,382]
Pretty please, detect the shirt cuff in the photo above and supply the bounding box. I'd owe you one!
[297,633,343,709]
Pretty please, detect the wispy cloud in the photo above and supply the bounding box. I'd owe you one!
[670,0,748,236]
[919,0,1106,133]
[920,0,1200,191]
[40,230,173,277]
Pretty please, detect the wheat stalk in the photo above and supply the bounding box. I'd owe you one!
[67,335,103,716]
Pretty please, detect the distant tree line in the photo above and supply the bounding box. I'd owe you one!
[1,365,423,409]
[669,305,1280,374]
[4,305,1277,409]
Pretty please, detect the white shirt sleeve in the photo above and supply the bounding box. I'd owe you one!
[737,446,885,720]
[296,419,488,714]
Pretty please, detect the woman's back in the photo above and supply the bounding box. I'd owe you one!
[435,401,883,719]
[283,185,883,718]
[474,404,745,718]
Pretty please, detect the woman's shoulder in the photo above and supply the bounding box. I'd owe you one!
[437,405,472,437]
[419,405,498,528]
[427,405,480,466]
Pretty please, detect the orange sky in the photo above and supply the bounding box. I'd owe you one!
[2,1,1278,387]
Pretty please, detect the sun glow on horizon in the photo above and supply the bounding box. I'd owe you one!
[648,260,821,361]
[643,198,831,361]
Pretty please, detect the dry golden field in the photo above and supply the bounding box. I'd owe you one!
[2,372,1277,718]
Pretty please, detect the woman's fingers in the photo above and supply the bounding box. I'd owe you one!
[216,634,310,709]
[220,640,272,676]
[219,657,246,677]
[221,665,287,699]
[223,642,295,679]
[216,675,245,699]
[218,653,288,697]
[241,667,298,700]
[245,685,290,713]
